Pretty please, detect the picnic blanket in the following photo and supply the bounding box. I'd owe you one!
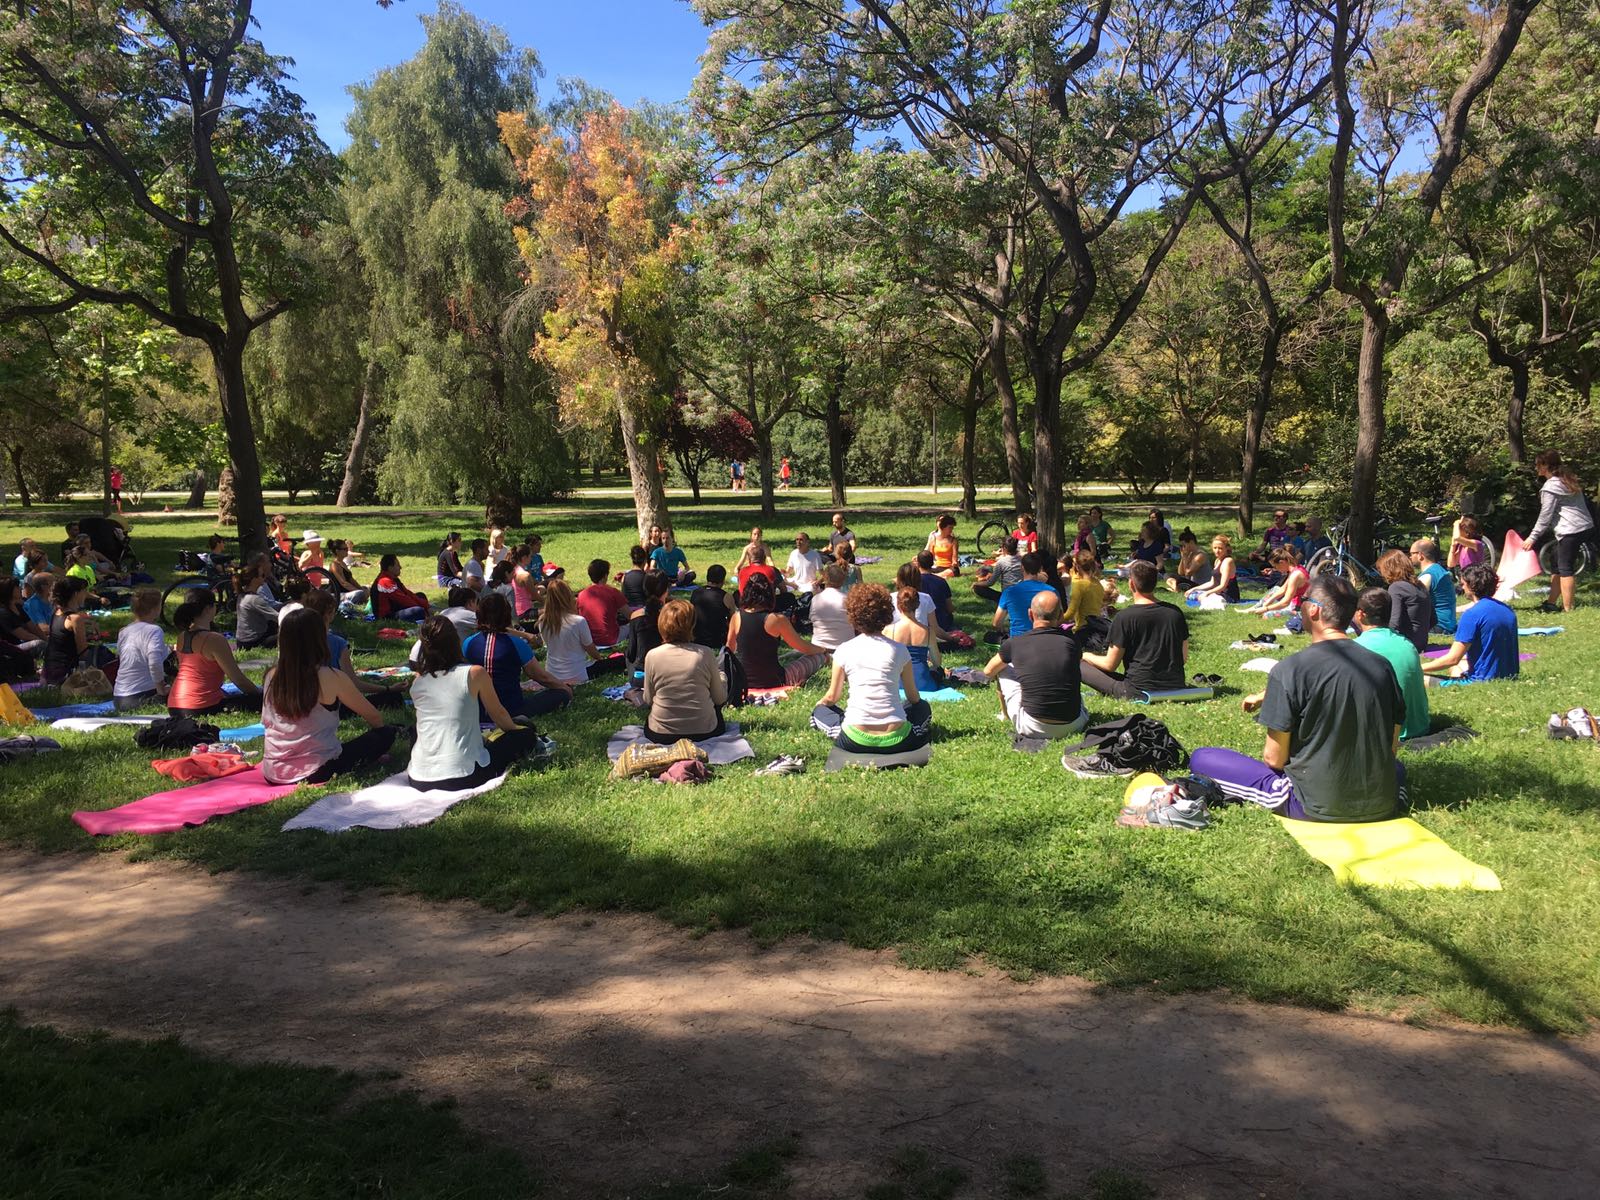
[50,716,159,733]
[73,766,300,836]
[283,770,509,833]
[1276,815,1501,890]
[606,723,755,765]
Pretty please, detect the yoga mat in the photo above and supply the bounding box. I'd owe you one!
[901,686,966,703]
[1229,640,1283,651]
[50,716,158,733]
[73,766,300,836]
[1276,815,1501,890]
[1240,658,1279,674]
[29,700,117,720]
[825,742,931,772]
[219,723,266,743]
[1495,530,1542,600]
[1137,686,1215,703]
[283,770,508,833]
[606,724,755,765]
[1520,626,1564,636]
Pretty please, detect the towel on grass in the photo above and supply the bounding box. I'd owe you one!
[902,686,966,703]
[73,766,300,836]
[1229,640,1284,652]
[1520,626,1564,636]
[606,723,755,765]
[282,770,508,833]
[152,752,253,782]
[1240,658,1279,674]
[1277,815,1501,890]
[50,716,159,733]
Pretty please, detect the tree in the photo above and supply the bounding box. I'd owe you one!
[501,102,683,538]
[343,2,557,526]
[659,395,755,501]
[0,1,337,553]
[1326,0,1539,559]
[693,0,1331,554]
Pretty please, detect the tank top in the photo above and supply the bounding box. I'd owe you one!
[167,629,226,710]
[261,679,342,784]
[512,570,538,618]
[42,612,79,684]
[931,534,957,570]
[736,610,784,689]
[905,642,942,695]
[408,664,489,784]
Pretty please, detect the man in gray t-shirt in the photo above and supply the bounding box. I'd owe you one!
[973,536,1024,604]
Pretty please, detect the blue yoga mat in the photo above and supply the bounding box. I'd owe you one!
[219,723,266,743]
[29,700,117,720]
[1520,626,1564,636]
[901,687,966,703]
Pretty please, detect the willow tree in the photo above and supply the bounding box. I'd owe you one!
[0,0,336,552]
[500,103,681,538]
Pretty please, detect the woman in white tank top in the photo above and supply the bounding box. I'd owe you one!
[409,615,549,790]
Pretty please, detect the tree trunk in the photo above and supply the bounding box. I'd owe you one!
[959,401,978,519]
[1505,358,1530,466]
[688,466,702,503]
[483,488,524,529]
[100,373,112,518]
[824,395,848,509]
[9,444,30,507]
[1348,310,1389,563]
[213,340,270,556]
[216,466,238,527]
[754,426,777,520]
[1237,324,1282,537]
[990,322,1031,514]
[337,355,380,507]
[186,466,208,510]
[1030,365,1065,561]
[617,399,670,539]
[1186,424,1199,505]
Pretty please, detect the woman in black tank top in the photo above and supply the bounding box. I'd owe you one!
[42,577,92,684]
[727,574,826,690]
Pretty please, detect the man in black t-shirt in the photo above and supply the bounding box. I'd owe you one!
[983,590,1086,738]
[1081,561,1188,699]
[1191,577,1406,822]
[690,565,734,650]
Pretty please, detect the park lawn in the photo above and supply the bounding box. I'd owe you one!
[2,497,1598,1034]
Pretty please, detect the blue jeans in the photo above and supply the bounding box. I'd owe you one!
[393,606,427,623]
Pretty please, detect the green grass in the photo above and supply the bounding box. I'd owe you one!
[0,1009,538,1199]
[3,496,1599,1033]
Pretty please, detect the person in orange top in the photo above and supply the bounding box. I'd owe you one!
[925,514,961,578]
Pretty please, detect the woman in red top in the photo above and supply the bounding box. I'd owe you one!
[1013,513,1039,556]
[372,554,430,622]
[167,592,262,716]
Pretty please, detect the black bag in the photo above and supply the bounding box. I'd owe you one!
[134,716,220,751]
[1064,715,1187,772]
[719,647,749,709]
[1077,614,1113,656]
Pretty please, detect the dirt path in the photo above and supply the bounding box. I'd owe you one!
[3,850,1596,1199]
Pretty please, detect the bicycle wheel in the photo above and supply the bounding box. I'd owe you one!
[1305,548,1338,577]
[974,520,1009,558]
[1538,540,1592,578]
[300,566,339,597]
[161,578,216,628]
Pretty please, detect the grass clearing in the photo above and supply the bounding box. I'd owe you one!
[3,496,1599,1033]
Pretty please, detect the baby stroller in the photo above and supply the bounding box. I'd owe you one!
[74,516,141,573]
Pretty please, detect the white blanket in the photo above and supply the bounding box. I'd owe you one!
[50,716,159,733]
[282,770,508,834]
[606,723,755,765]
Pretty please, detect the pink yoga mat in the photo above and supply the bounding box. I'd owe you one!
[72,766,301,836]
[1496,530,1542,599]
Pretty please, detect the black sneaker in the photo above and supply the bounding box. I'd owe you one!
[1062,753,1134,779]
[1537,601,1563,614]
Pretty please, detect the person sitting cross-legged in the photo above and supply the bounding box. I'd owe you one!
[1409,538,1456,636]
[726,573,828,689]
[810,583,933,755]
[1351,586,1430,743]
[983,589,1088,740]
[643,599,728,743]
[1191,577,1407,822]
[972,536,1023,605]
[991,552,1053,640]
[1421,564,1519,684]
[1080,561,1188,700]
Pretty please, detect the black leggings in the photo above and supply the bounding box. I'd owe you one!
[409,727,537,791]
[304,726,401,784]
[1079,662,1144,701]
[973,585,1002,605]
[811,699,933,753]
[114,689,158,711]
[168,693,262,718]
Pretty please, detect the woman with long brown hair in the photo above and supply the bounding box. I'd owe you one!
[1527,449,1595,612]
[1376,549,1432,653]
[537,578,607,684]
[260,609,396,785]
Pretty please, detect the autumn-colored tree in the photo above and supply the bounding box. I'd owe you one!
[500,103,681,538]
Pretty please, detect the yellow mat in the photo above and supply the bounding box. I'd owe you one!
[1276,816,1502,890]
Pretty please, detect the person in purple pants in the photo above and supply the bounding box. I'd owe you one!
[1191,576,1407,823]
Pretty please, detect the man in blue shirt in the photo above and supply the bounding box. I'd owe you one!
[917,550,957,632]
[992,552,1053,638]
[1409,537,1457,635]
[1422,564,1518,682]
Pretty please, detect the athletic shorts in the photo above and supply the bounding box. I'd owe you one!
[1554,531,1588,577]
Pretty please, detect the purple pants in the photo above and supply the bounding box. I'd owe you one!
[1189,747,1407,821]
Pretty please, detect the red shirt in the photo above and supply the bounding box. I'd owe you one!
[737,563,781,596]
[374,574,429,618]
[1013,529,1038,555]
[578,583,627,646]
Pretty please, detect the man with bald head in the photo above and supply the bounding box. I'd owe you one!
[983,588,1088,738]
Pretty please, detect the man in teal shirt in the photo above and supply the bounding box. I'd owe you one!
[1409,538,1457,635]
[1353,587,1430,740]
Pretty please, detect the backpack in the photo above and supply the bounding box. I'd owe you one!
[719,647,749,709]
[1064,715,1187,772]
[134,716,221,751]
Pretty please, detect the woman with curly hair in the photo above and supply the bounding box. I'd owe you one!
[810,583,932,756]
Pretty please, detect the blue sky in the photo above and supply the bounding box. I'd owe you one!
[253,0,711,150]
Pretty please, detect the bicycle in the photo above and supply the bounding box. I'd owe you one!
[974,519,1011,558]
[1538,538,1594,579]
[161,551,237,627]
[1305,516,1394,586]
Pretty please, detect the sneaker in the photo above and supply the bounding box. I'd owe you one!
[754,755,806,776]
[532,735,557,759]
[1062,753,1134,779]
[1538,601,1563,614]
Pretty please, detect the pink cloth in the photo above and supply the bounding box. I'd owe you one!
[1496,530,1543,600]
[72,766,300,836]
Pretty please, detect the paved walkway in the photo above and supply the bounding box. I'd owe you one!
[3,849,1595,1198]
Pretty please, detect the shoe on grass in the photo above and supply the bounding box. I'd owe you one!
[1062,753,1133,779]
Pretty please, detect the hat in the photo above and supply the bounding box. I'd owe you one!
[302,530,323,545]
